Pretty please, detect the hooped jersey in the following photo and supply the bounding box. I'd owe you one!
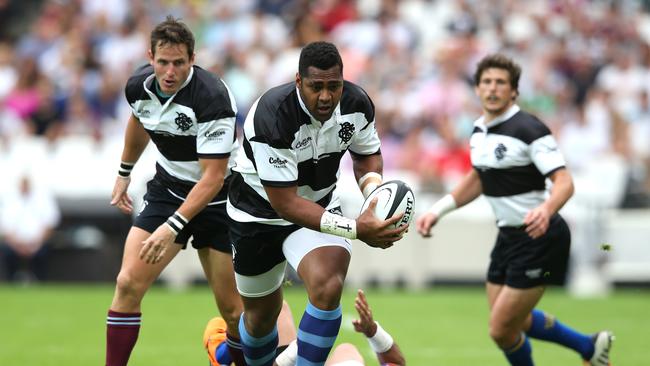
[470,104,566,227]
[125,64,238,201]
[227,81,381,225]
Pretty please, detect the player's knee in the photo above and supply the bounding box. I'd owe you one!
[244,307,281,336]
[488,322,518,347]
[330,343,363,362]
[115,271,146,301]
[308,274,344,309]
[336,343,361,355]
[221,307,243,332]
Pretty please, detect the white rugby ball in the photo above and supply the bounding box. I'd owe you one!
[360,180,415,228]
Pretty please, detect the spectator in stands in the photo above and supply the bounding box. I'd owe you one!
[0,174,60,282]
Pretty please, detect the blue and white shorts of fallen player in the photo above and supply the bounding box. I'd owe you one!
[234,227,351,298]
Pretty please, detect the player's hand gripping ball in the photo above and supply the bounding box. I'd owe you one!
[360,180,415,229]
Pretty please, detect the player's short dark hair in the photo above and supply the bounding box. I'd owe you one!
[298,41,343,77]
[474,54,521,92]
[150,15,195,57]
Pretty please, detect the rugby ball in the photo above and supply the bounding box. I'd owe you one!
[359,180,415,228]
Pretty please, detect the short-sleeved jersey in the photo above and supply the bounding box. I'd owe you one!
[227,80,381,225]
[470,104,566,227]
[125,64,238,202]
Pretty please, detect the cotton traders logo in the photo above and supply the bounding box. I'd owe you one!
[175,112,193,131]
[269,157,288,168]
[338,122,355,144]
[494,143,507,160]
[295,136,312,149]
[205,129,226,140]
[138,108,151,117]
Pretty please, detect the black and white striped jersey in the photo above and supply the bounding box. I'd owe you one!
[125,64,238,202]
[227,81,381,225]
[470,105,566,227]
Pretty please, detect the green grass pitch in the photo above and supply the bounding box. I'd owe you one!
[1,284,647,365]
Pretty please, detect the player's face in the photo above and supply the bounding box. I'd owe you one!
[148,42,194,95]
[296,65,344,122]
[475,68,517,117]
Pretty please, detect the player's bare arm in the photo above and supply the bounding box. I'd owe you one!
[265,185,406,249]
[350,153,383,197]
[140,157,228,264]
[352,289,405,366]
[111,114,150,214]
[450,168,483,206]
[524,168,574,239]
[417,169,483,237]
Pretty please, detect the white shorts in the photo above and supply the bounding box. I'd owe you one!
[234,227,351,297]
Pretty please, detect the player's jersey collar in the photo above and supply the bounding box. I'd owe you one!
[143,66,195,97]
[474,104,520,129]
[295,86,341,126]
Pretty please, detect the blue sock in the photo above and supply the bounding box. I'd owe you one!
[526,309,594,359]
[296,301,342,365]
[238,314,278,366]
[503,333,533,366]
[215,341,232,365]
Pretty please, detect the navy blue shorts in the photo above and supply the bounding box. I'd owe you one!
[229,220,300,276]
[229,206,344,277]
[133,177,232,253]
[487,214,571,288]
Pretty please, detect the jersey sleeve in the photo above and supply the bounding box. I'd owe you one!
[349,119,381,155]
[196,115,236,158]
[124,64,152,115]
[252,142,298,187]
[196,78,238,158]
[347,88,381,155]
[529,134,566,176]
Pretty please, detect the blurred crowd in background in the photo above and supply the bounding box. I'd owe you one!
[1,0,650,207]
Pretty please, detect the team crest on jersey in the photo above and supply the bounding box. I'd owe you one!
[338,122,355,144]
[494,143,507,160]
[175,112,193,131]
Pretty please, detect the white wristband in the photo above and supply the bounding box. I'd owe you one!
[427,194,457,218]
[362,182,379,198]
[367,321,394,353]
[118,161,135,178]
[165,211,188,236]
[320,211,357,239]
[358,172,382,198]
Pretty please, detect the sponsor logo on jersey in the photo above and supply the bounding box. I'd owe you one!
[205,129,226,140]
[494,143,507,160]
[338,121,355,144]
[269,157,289,168]
[175,112,193,131]
[138,108,151,117]
[295,136,312,149]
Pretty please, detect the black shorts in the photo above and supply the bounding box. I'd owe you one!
[133,177,232,253]
[229,220,300,276]
[487,214,571,289]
